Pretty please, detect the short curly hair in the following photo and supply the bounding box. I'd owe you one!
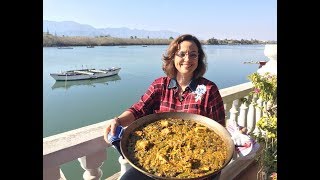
[162,34,207,79]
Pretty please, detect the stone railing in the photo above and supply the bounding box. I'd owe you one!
[43,81,266,180]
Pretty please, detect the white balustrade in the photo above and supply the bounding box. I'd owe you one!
[43,121,111,180]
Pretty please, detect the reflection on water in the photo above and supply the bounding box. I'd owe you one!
[51,75,121,90]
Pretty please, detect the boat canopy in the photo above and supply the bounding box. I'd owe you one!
[73,70,94,75]
[89,69,107,73]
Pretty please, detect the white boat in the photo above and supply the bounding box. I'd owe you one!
[57,47,73,49]
[51,75,121,90]
[50,67,121,81]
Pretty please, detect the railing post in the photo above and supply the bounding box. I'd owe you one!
[237,98,248,128]
[263,101,268,117]
[78,150,106,180]
[253,97,263,135]
[257,44,277,76]
[246,95,256,134]
[118,156,132,177]
[224,102,232,125]
[229,99,239,126]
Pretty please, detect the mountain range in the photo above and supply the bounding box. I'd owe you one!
[43,20,181,39]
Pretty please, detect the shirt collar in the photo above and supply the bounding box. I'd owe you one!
[168,77,198,91]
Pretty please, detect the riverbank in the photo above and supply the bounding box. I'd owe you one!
[43,34,172,47]
[43,34,275,47]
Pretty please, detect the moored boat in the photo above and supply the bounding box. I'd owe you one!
[57,47,73,49]
[50,67,121,81]
[51,75,121,90]
[258,61,267,68]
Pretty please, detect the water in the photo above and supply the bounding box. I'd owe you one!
[43,45,266,179]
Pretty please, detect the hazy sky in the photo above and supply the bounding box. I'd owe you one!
[43,0,277,41]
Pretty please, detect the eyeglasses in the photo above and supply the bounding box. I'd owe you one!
[175,51,199,60]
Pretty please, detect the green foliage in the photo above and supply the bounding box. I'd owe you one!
[248,72,277,103]
[207,37,219,44]
[248,72,277,179]
[206,37,275,45]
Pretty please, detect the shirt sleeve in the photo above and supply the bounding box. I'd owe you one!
[208,85,226,126]
[127,79,161,120]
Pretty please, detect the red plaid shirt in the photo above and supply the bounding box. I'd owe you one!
[127,77,225,126]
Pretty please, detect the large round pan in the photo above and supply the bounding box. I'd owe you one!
[120,112,234,180]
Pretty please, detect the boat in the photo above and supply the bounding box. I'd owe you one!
[57,47,73,49]
[243,60,268,68]
[258,61,267,68]
[51,75,121,90]
[50,67,121,81]
[87,45,95,48]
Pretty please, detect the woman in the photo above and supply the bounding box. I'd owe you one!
[104,34,225,180]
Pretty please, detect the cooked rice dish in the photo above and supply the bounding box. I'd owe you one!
[127,118,227,178]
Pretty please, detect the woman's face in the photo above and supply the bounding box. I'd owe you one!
[174,40,199,76]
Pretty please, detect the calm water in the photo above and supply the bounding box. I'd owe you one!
[43,45,266,179]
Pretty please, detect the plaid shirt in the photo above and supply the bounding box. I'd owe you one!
[127,77,225,126]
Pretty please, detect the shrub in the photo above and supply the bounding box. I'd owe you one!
[248,72,277,179]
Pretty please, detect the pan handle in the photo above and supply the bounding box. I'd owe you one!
[107,126,124,158]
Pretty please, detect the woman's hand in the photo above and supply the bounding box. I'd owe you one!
[239,126,247,134]
[103,117,121,144]
[102,111,135,144]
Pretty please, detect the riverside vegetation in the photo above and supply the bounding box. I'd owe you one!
[43,34,172,47]
[43,33,276,47]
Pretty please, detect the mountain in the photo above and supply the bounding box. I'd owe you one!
[43,20,181,39]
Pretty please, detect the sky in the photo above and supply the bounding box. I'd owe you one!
[43,0,277,41]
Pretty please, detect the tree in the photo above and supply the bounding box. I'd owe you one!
[207,37,219,45]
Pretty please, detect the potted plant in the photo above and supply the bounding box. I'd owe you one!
[247,72,277,180]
